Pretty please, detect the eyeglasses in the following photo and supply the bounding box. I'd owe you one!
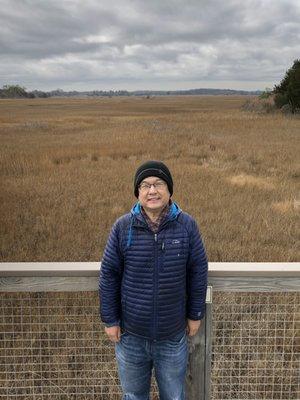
[139,181,166,192]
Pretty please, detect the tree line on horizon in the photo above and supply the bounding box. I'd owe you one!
[0,85,261,99]
[1,59,299,112]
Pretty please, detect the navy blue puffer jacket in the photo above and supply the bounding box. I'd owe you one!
[99,201,208,340]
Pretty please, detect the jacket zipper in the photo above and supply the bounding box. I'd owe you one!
[153,233,158,341]
[132,215,178,340]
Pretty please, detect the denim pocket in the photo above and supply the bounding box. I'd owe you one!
[118,332,128,345]
[169,331,186,343]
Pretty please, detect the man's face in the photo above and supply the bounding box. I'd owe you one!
[138,176,170,213]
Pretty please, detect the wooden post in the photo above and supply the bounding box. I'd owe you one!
[186,312,205,400]
[204,291,212,400]
[186,286,212,400]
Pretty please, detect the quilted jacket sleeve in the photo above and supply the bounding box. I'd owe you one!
[186,217,208,320]
[99,219,124,325]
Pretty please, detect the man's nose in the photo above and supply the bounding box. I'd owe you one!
[149,184,157,192]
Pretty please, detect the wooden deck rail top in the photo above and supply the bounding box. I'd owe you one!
[1,262,299,277]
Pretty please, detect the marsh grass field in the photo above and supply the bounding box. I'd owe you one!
[0,96,299,398]
[0,95,299,262]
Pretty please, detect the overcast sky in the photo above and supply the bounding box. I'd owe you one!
[0,0,299,91]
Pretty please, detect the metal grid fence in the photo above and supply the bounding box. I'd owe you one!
[0,291,299,399]
[0,292,158,399]
[211,292,299,400]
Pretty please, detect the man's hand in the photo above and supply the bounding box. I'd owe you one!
[186,319,201,336]
[105,326,121,342]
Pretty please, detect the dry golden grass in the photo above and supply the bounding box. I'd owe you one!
[0,96,299,261]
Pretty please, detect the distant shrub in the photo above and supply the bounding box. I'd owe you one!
[259,88,272,99]
[0,85,49,99]
[280,103,292,115]
[242,96,276,114]
[0,84,29,98]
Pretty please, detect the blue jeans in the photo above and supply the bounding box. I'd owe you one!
[115,330,188,400]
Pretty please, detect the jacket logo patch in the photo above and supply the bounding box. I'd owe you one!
[172,239,180,244]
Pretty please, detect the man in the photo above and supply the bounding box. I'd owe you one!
[99,160,208,400]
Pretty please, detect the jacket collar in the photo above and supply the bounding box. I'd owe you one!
[126,200,182,248]
[130,200,181,227]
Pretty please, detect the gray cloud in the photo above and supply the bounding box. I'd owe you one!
[0,0,299,90]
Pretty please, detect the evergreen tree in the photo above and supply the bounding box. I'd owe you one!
[274,60,300,113]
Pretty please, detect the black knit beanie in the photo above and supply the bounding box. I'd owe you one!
[134,160,173,198]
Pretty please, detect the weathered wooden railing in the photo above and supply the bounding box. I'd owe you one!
[0,263,299,400]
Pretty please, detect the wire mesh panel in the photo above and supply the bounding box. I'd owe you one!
[1,289,299,399]
[211,292,299,400]
[0,292,159,400]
